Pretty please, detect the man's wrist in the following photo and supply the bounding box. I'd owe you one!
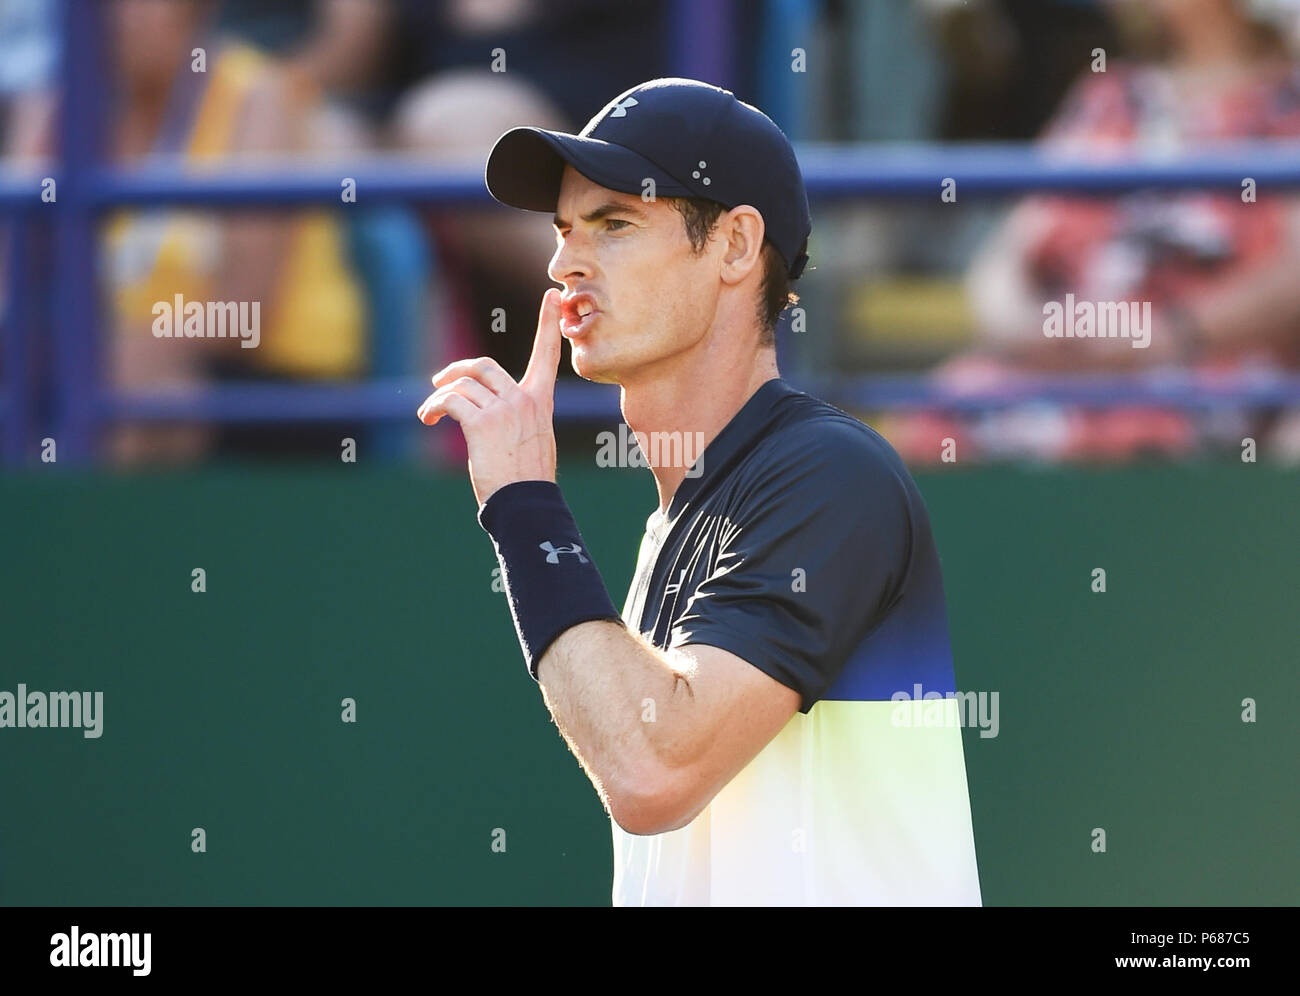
[478,480,623,680]
[477,479,561,533]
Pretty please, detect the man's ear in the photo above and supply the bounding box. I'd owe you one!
[718,205,766,287]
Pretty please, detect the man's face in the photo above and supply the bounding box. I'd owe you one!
[548,165,721,385]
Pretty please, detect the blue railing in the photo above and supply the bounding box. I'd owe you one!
[4,0,1300,465]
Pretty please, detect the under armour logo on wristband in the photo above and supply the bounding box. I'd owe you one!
[539,541,589,564]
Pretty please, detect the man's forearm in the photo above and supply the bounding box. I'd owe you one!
[534,620,702,827]
[466,471,712,828]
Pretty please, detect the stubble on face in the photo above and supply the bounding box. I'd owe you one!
[550,167,720,387]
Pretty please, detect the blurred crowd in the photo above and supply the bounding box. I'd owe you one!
[879,0,1300,463]
[1,0,1299,465]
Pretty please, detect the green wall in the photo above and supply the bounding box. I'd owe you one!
[1,463,1295,905]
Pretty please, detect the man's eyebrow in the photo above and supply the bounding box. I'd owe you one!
[553,201,649,229]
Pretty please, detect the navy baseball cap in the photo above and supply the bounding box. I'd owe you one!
[485,77,811,279]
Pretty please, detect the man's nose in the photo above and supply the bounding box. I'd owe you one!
[548,231,593,285]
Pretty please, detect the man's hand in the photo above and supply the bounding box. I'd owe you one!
[417,288,563,505]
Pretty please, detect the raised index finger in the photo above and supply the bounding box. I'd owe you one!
[520,287,563,396]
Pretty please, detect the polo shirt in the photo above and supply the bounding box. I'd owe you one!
[611,377,982,906]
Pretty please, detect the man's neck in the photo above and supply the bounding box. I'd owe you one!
[620,351,780,515]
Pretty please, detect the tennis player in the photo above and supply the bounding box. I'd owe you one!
[418,78,982,906]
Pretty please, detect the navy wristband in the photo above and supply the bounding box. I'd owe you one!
[477,480,623,679]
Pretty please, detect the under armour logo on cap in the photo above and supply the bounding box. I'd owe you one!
[608,96,638,118]
[539,541,589,564]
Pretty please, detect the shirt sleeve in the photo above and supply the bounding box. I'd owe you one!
[667,419,916,713]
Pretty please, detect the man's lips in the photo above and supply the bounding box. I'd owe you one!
[560,293,600,338]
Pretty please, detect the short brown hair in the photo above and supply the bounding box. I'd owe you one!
[668,196,800,348]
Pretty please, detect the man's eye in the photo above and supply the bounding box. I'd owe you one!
[605,219,631,231]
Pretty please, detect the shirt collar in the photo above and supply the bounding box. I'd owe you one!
[663,376,799,521]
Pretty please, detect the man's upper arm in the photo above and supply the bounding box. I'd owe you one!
[670,419,915,713]
[646,642,800,833]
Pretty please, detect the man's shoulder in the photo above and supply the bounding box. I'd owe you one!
[747,387,913,491]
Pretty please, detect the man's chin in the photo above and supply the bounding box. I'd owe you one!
[572,367,621,386]
[569,345,620,385]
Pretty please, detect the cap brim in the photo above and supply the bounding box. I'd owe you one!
[485,127,695,212]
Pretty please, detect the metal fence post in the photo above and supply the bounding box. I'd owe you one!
[2,215,34,464]
[52,0,105,464]
[671,0,734,84]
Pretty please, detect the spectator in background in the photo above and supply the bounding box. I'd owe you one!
[890,0,1300,463]
[931,0,1119,142]
[213,0,390,146]
[217,0,389,95]
[13,0,369,464]
[0,0,55,154]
